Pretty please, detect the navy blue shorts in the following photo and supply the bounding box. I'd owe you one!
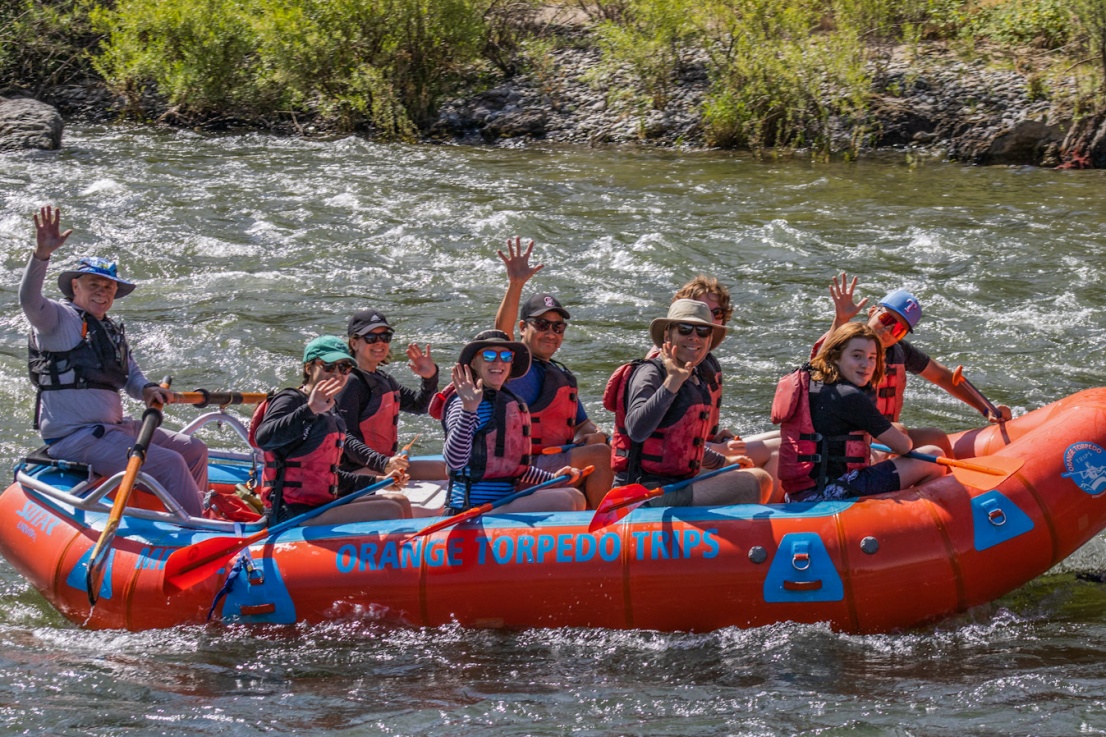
[789,460,901,502]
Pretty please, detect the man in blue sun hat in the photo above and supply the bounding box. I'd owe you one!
[814,272,1012,455]
[19,206,208,516]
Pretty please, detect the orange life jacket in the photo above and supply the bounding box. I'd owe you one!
[248,389,345,510]
[351,368,400,456]
[771,367,870,495]
[526,359,579,453]
[604,359,713,482]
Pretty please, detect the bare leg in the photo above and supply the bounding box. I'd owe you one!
[908,427,952,457]
[300,496,408,525]
[408,459,447,481]
[892,444,949,489]
[568,443,613,509]
[691,467,773,506]
[496,487,586,513]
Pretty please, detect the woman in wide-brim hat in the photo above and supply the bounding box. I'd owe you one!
[438,329,584,515]
[608,300,772,507]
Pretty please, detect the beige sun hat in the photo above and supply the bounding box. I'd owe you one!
[649,298,727,351]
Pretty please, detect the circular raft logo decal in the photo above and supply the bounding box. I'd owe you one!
[1063,442,1106,496]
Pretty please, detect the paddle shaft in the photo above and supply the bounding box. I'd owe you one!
[168,389,267,407]
[604,462,745,512]
[87,377,170,605]
[951,365,1002,421]
[163,474,402,590]
[871,443,1002,475]
[404,468,591,542]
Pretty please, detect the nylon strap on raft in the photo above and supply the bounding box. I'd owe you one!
[206,552,251,621]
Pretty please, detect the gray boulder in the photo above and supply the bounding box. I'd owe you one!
[0,97,63,152]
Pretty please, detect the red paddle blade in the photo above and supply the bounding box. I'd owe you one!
[588,484,659,532]
[162,531,265,592]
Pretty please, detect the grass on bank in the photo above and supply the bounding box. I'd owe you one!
[4,0,1106,152]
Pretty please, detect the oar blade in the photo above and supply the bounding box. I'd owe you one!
[588,484,655,532]
[945,454,1024,489]
[162,533,262,592]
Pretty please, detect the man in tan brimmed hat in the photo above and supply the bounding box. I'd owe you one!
[604,300,772,507]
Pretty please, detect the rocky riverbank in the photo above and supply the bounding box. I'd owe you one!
[6,36,1106,167]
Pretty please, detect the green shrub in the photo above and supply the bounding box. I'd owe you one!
[90,0,260,113]
[0,0,102,93]
[964,0,1073,49]
[701,0,871,155]
[593,0,700,109]
[90,0,496,135]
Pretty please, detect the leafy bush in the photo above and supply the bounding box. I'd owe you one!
[593,0,700,109]
[90,0,498,135]
[0,0,102,93]
[963,0,1073,49]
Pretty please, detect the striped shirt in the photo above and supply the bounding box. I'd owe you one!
[443,396,551,508]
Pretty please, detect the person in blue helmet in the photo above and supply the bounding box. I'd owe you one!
[814,272,1012,455]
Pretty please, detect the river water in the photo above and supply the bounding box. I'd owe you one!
[1,126,1106,735]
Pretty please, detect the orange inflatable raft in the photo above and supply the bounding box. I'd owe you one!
[2,388,1106,633]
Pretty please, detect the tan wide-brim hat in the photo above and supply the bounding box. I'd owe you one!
[649,298,727,351]
[458,329,531,379]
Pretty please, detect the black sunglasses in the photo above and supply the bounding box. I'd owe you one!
[526,317,567,334]
[675,323,713,338]
[318,361,354,375]
[359,332,393,344]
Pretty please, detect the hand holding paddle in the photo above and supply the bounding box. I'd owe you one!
[403,466,594,542]
[87,376,171,605]
[588,463,745,532]
[951,365,1010,423]
[163,473,403,592]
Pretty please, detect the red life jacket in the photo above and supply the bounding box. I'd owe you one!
[248,389,345,509]
[645,348,724,440]
[771,367,870,495]
[526,359,579,453]
[604,359,713,482]
[351,368,400,456]
[441,388,532,509]
[874,345,907,422]
[811,333,907,423]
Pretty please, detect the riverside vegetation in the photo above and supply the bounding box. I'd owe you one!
[5,0,1106,161]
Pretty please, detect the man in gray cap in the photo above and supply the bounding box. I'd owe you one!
[19,206,208,516]
[493,237,613,508]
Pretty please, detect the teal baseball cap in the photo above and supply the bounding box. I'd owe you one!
[303,335,353,364]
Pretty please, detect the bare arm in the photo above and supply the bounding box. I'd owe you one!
[494,236,543,339]
[918,359,1011,421]
[875,423,913,456]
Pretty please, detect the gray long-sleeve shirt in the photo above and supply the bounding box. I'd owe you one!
[20,254,151,441]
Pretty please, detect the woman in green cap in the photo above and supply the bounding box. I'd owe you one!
[250,335,410,524]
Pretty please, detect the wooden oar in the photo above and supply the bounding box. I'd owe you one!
[951,365,1004,422]
[871,443,1023,488]
[588,462,745,533]
[402,465,594,542]
[86,377,171,605]
[168,389,268,407]
[162,474,402,592]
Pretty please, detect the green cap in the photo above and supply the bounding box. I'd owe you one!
[303,335,353,364]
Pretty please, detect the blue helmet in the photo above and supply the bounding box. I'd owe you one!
[878,289,922,332]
